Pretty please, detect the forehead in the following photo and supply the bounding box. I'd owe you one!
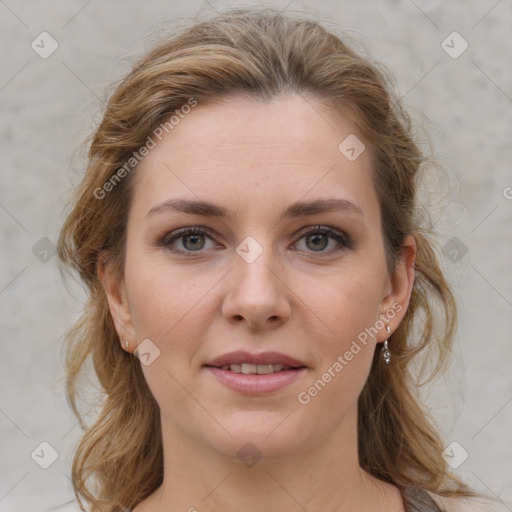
[129,94,380,224]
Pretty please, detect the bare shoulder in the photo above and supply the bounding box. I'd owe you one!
[427,492,511,512]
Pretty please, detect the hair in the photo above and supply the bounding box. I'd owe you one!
[57,6,479,511]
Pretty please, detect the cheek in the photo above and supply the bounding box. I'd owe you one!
[124,262,214,411]
[295,275,382,413]
[296,266,385,390]
[125,257,218,352]
[302,265,386,343]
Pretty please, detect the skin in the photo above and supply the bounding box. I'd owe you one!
[101,94,417,512]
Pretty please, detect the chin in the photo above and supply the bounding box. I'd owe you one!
[200,409,312,464]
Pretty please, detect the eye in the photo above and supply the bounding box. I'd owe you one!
[159,227,218,255]
[292,225,351,254]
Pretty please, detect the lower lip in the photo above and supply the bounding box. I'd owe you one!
[205,367,308,395]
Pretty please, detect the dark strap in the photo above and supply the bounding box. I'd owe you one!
[401,486,445,512]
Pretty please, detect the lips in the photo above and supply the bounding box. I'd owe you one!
[204,351,308,394]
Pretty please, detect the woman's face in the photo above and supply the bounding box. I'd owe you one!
[104,94,415,462]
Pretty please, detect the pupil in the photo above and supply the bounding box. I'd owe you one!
[307,234,327,251]
[184,234,204,250]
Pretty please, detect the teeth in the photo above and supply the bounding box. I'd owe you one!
[223,363,291,374]
[254,364,275,375]
[241,363,257,374]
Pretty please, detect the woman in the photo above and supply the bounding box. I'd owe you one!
[57,7,505,512]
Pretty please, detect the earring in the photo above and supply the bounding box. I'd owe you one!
[382,325,391,365]
[124,340,129,349]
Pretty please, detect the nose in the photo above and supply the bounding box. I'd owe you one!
[221,244,291,330]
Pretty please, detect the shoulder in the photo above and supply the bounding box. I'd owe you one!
[427,492,511,512]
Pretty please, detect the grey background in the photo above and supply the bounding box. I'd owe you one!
[1,0,511,510]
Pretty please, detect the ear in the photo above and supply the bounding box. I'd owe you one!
[377,234,417,342]
[98,256,136,352]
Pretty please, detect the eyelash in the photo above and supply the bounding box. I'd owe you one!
[158,225,352,257]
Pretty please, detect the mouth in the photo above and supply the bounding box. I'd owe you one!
[203,351,308,395]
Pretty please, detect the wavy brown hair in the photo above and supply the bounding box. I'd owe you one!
[57,7,478,511]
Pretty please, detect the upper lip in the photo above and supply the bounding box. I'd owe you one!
[204,351,307,368]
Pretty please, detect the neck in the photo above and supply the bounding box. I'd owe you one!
[140,405,403,512]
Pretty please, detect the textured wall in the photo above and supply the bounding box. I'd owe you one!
[1,0,511,510]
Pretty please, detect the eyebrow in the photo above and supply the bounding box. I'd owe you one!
[146,197,364,221]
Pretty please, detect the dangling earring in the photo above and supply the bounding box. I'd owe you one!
[382,325,391,364]
[124,340,129,349]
